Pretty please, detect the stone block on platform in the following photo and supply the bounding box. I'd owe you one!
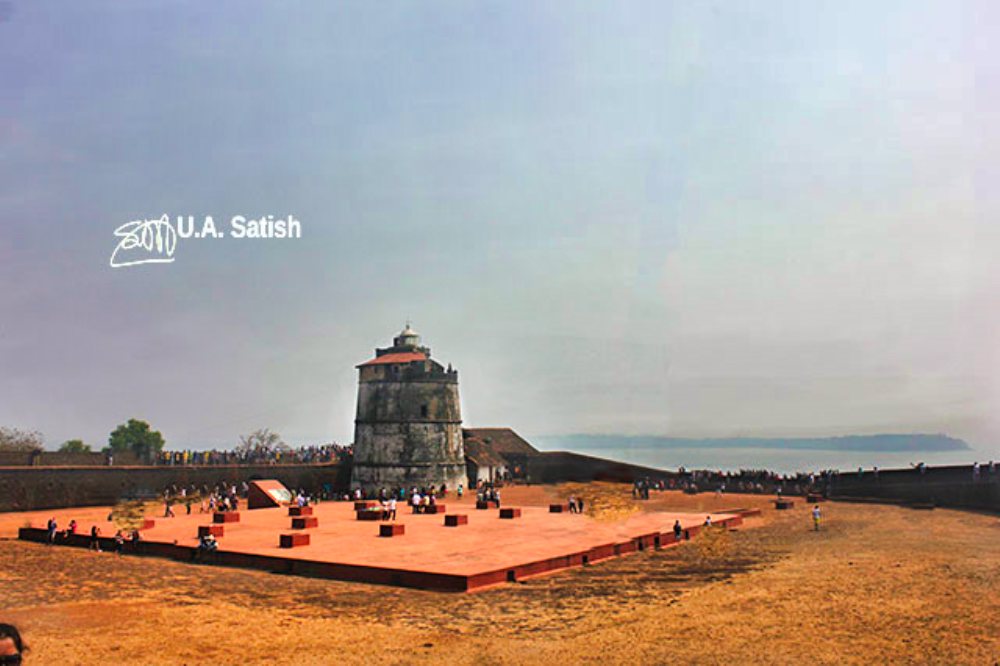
[289,506,314,516]
[774,500,795,510]
[425,504,446,514]
[549,504,568,513]
[354,501,377,511]
[444,514,468,527]
[356,510,381,521]
[198,525,224,538]
[379,524,405,537]
[292,516,319,529]
[280,532,310,548]
[213,511,240,524]
[499,508,522,519]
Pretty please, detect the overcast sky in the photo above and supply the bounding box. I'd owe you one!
[1,1,997,454]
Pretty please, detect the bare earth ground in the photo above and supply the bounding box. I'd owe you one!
[1,484,998,665]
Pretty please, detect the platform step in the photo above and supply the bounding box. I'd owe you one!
[379,524,405,537]
[291,516,319,529]
[198,525,224,538]
[280,532,310,548]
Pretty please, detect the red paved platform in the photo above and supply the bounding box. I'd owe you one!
[18,499,742,592]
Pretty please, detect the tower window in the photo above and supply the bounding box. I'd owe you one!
[420,405,429,418]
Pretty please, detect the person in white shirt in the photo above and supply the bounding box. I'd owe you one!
[388,497,397,521]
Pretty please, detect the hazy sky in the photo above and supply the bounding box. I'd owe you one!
[1,1,997,454]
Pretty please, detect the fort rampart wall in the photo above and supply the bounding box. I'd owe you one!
[0,463,349,512]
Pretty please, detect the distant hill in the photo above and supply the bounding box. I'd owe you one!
[534,433,970,452]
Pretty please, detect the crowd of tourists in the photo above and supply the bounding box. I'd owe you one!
[347,482,460,504]
[630,468,842,498]
[44,515,136,555]
[154,443,351,466]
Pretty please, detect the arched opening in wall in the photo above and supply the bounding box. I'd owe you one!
[506,570,517,583]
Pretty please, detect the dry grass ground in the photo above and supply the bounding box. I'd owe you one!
[1,484,997,665]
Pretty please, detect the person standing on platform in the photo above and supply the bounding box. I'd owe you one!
[673,520,682,542]
[46,518,57,545]
[812,505,821,531]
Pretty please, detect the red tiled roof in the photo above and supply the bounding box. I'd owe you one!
[463,439,508,467]
[462,428,539,456]
[357,351,427,367]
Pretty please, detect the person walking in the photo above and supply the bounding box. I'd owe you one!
[812,505,821,531]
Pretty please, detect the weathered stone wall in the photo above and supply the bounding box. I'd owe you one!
[0,463,349,512]
[828,464,999,512]
[352,375,467,491]
[355,380,462,422]
[0,451,141,467]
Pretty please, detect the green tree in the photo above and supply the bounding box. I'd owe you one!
[108,419,165,462]
[59,439,92,453]
[0,427,44,452]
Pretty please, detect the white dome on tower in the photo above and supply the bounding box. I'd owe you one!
[393,322,421,348]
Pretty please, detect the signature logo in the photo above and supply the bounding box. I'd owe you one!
[110,215,178,268]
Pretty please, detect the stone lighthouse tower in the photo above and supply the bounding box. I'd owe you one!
[350,325,467,492]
